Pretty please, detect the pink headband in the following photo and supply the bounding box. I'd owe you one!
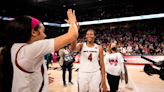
[31,17,40,29]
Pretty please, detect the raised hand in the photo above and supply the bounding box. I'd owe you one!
[65,9,77,24]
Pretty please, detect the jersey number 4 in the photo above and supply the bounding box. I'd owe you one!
[88,53,92,61]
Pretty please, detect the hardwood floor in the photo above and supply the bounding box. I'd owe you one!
[48,63,164,92]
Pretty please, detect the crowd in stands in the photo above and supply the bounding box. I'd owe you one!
[0,18,164,56]
[76,19,164,55]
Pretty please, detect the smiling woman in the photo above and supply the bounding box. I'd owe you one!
[1,9,79,92]
[70,28,107,92]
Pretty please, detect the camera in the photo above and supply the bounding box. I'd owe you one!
[141,56,164,80]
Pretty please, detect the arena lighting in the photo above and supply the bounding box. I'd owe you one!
[60,20,100,27]
[60,13,164,27]
[43,22,61,27]
[2,17,14,21]
[1,13,164,27]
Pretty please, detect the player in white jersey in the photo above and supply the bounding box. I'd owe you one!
[71,29,107,92]
[104,46,125,92]
[1,9,79,92]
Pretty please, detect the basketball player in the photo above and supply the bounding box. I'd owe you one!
[71,29,107,92]
[104,46,125,92]
[1,9,78,92]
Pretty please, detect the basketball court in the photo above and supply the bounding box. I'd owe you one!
[48,62,164,92]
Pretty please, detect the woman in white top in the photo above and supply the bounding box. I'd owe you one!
[71,29,107,92]
[104,46,125,92]
[1,9,79,92]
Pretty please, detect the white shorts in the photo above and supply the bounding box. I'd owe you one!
[78,70,101,92]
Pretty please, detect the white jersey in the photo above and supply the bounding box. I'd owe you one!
[79,43,100,72]
[11,39,54,92]
[104,52,125,76]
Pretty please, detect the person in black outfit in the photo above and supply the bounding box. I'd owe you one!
[44,53,53,69]
[59,45,74,87]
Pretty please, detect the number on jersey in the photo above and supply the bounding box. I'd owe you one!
[88,53,92,61]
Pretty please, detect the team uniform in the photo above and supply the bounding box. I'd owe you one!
[104,52,125,92]
[78,43,101,92]
[11,39,54,92]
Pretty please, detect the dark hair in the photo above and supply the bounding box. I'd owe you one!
[1,15,40,92]
[4,16,33,46]
[86,28,96,34]
[111,47,117,52]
